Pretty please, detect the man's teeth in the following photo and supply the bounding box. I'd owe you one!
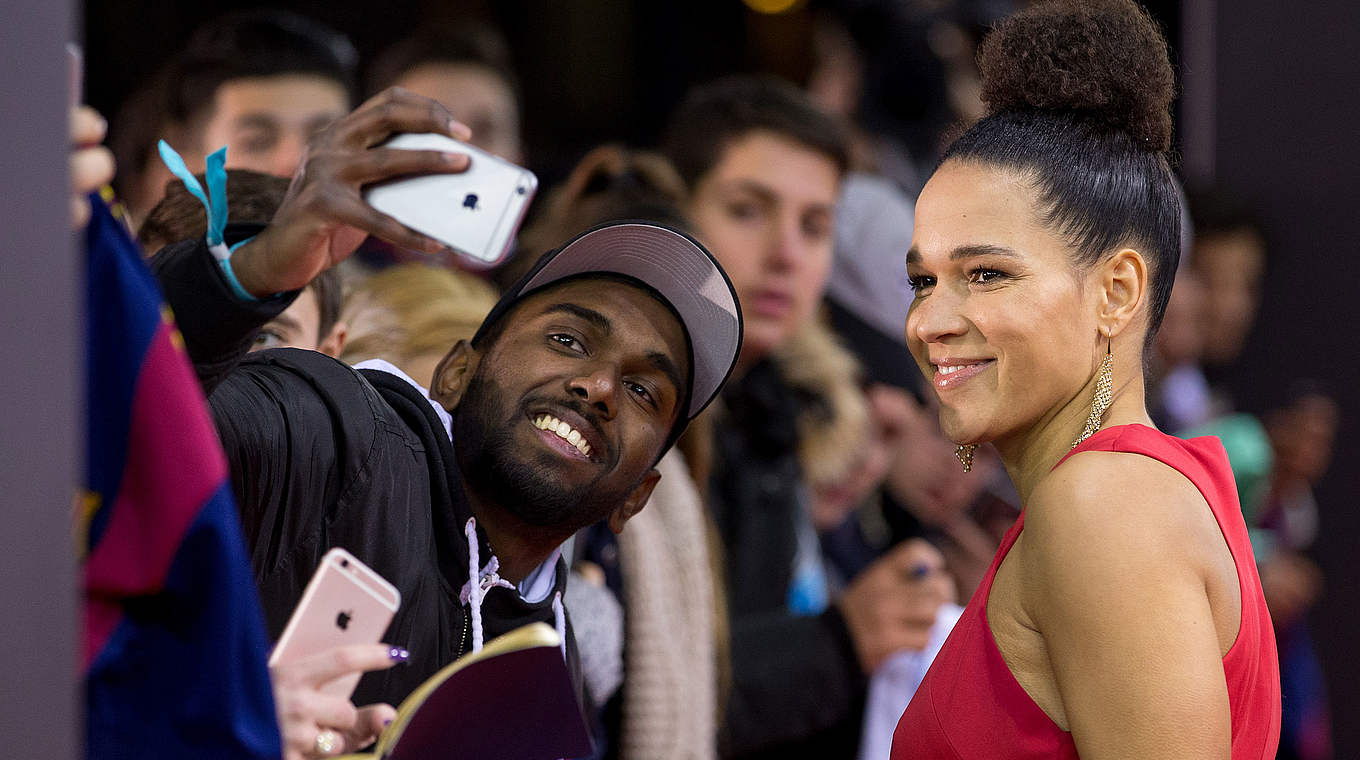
[937,364,968,375]
[532,414,592,456]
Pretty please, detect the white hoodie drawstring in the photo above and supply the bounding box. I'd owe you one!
[460,517,513,652]
[459,517,568,658]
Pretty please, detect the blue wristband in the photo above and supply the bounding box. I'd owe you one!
[158,140,270,303]
[218,236,260,302]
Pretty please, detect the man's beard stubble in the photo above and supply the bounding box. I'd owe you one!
[452,368,621,530]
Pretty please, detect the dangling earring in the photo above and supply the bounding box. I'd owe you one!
[955,444,977,473]
[1072,336,1114,448]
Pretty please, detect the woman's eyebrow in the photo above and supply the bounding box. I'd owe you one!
[907,243,1021,265]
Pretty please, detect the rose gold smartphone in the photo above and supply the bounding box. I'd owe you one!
[268,548,401,698]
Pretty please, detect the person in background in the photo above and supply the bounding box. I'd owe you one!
[367,24,524,165]
[347,24,528,279]
[109,9,356,232]
[1186,186,1268,394]
[1150,268,1214,431]
[806,1,1000,197]
[108,74,179,229]
[664,75,951,760]
[339,264,500,386]
[1260,386,1338,760]
[156,9,356,179]
[137,168,347,357]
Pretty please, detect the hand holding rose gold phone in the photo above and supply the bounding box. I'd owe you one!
[268,548,404,759]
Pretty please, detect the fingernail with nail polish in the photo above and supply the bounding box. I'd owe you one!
[389,647,410,662]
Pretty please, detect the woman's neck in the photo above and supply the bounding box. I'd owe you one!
[993,370,1155,506]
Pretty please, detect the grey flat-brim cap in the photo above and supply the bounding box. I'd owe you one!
[475,220,743,421]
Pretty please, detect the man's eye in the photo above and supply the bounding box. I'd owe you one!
[801,215,831,242]
[549,333,585,353]
[238,132,275,154]
[726,202,761,221]
[626,381,656,408]
[907,275,936,293]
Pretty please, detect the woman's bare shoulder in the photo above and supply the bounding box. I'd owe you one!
[1022,450,1215,585]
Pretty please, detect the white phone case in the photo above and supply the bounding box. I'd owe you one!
[268,548,402,698]
[362,133,538,267]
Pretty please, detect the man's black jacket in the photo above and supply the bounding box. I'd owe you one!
[151,229,577,708]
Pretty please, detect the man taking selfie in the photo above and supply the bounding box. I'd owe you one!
[148,88,742,758]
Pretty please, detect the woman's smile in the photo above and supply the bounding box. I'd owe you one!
[930,358,996,391]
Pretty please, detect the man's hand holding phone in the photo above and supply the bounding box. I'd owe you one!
[229,88,473,298]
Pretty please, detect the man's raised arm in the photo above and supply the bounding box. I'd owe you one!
[148,88,472,394]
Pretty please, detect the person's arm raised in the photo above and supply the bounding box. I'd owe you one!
[229,88,472,298]
[151,89,472,392]
[1023,452,1232,759]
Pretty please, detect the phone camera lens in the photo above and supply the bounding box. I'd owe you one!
[517,186,526,195]
[340,558,350,568]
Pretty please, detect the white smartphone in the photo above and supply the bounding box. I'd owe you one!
[268,547,402,698]
[362,133,538,267]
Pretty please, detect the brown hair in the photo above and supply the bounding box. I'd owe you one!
[662,74,850,188]
[495,144,692,288]
[138,169,343,339]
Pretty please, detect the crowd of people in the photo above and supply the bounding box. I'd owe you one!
[73,1,1334,758]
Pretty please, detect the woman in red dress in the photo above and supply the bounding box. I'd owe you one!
[890,1,1281,757]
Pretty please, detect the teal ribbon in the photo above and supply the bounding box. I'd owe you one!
[157,140,229,248]
[157,140,263,301]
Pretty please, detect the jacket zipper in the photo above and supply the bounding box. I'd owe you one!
[456,609,469,658]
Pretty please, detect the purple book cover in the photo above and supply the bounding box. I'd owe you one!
[383,630,593,760]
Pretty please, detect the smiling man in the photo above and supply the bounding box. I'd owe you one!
[147,89,741,743]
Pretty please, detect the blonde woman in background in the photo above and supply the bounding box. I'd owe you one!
[340,264,499,388]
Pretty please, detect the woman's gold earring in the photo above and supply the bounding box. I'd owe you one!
[1073,337,1114,448]
[955,444,977,473]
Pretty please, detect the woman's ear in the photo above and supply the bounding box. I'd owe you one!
[1099,248,1149,338]
[430,340,479,411]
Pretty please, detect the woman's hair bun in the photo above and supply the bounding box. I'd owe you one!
[977,0,1176,151]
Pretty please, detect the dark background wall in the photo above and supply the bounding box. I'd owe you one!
[79,0,1358,753]
[1211,1,1360,754]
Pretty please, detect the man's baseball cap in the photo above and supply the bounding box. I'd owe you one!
[473,220,743,422]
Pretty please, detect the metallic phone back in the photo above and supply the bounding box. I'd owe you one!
[269,548,401,698]
[363,133,538,267]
